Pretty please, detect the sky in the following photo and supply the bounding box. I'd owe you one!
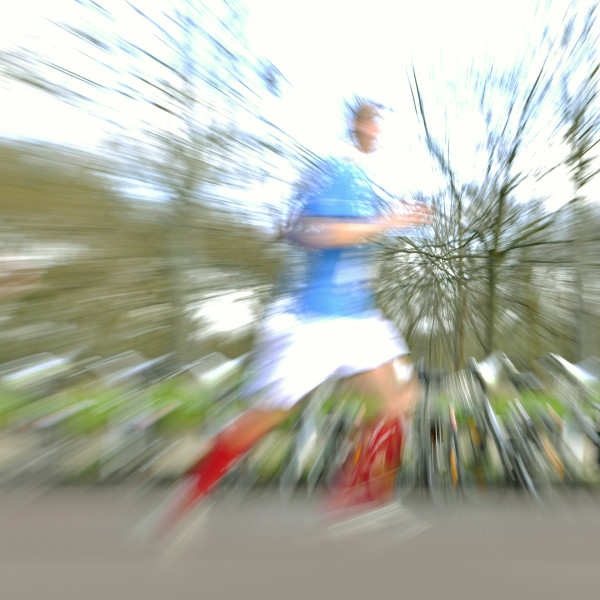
[244,0,543,136]
[0,0,598,207]
[243,0,594,206]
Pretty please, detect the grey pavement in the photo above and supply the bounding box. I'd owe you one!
[0,487,599,600]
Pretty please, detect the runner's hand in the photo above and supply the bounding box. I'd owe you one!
[388,202,432,229]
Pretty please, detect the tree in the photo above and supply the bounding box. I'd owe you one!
[404,36,572,365]
[0,0,302,363]
[559,5,600,361]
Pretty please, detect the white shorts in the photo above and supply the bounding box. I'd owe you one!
[242,311,409,410]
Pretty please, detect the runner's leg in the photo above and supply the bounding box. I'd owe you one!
[325,357,421,512]
[162,407,291,532]
[346,356,421,419]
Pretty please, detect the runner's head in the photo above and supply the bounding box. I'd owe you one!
[345,97,382,154]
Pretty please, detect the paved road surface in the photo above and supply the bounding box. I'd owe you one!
[0,486,599,600]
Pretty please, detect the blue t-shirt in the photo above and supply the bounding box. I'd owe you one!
[294,157,381,318]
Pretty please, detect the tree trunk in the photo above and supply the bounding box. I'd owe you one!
[485,251,497,356]
[454,274,465,370]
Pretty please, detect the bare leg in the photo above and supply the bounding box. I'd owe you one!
[325,357,421,512]
[163,407,291,531]
[345,356,421,420]
[208,408,291,455]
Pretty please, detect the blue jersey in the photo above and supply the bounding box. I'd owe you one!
[295,157,381,318]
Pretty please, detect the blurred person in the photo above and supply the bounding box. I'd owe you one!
[166,98,430,528]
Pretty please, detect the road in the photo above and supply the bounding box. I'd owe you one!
[0,486,599,600]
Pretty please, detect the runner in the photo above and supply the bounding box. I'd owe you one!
[165,97,430,529]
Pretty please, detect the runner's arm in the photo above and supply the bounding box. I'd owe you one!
[289,209,429,250]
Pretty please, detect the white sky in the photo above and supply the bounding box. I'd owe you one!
[0,0,598,207]
[244,0,543,138]
[242,0,598,205]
